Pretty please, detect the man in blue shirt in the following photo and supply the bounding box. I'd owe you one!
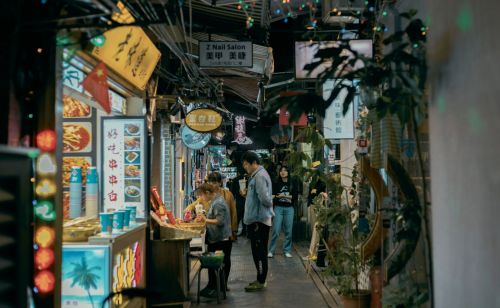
[241,151,274,292]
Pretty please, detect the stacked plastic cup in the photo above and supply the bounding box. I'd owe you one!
[112,211,124,233]
[85,166,98,218]
[123,209,131,229]
[69,166,82,218]
[100,213,113,235]
[125,205,137,225]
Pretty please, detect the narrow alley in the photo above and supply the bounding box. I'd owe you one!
[189,236,335,307]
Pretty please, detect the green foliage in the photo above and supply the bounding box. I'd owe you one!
[384,155,422,280]
[314,166,372,297]
[268,14,428,133]
[383,271,429,307]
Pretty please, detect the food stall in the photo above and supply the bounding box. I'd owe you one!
[57,24,160,307]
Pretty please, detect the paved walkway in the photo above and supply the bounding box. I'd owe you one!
[188,236,331,308]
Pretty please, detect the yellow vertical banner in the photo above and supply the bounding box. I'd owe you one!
[92,26,161,90]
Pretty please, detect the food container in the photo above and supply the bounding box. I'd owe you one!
[178,222,206,235]
[63,226,98,242]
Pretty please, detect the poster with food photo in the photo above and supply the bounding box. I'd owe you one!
[124,165,141,178]
[63,191,70,219]
[125,151,140,164]
[63,122,92,153]
[63,94,92,118]
[124,179,141,203]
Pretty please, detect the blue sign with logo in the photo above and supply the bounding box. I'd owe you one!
[181,125,211,150]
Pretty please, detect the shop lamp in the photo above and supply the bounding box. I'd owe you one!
[34,200,56,222]
[35,226,55,248]
[37,153,56,175]
[36,129,56,152]
[35,179,56,198]
[35,248,55,270]
[90,34,106,47]
[34,270,55,293]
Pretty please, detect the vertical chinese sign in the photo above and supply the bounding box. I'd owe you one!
[322,79,356,140]
[102,117,146,218]
[233,116,253,145]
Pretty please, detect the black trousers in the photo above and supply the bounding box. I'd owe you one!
[206,240,232,289]
[236,204,246,234]
[247,222,270,284]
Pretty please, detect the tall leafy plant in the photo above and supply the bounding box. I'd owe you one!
[315,165,372,297]
[264,8,432,305]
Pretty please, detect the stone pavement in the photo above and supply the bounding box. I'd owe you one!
[188,236,335,308]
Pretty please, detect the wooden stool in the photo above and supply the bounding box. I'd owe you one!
[196,263,226,304]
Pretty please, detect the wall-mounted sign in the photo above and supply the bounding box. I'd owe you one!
[233,116,252,145]
[92,26,161,90]
[199,41,253,68]
[322,79,355,139]
[101,117,146,218]
[181,125,211,150]
[185,108,223,132]
[219,167,237,180]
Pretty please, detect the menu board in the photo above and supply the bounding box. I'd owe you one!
[101,117,146,218]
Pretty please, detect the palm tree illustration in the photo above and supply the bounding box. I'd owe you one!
[68,256,101,308]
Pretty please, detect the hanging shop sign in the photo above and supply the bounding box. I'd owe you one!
[233,116,253,145]
[199,41,253,68]
[322,79,356,139]
[101,117,147,218]
[185,108,223,132]
[181,125,211,150]
[92,26,161,90]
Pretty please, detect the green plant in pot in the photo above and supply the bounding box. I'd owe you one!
[313,165,371,307]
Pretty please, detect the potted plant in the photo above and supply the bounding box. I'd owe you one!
[310,164,371,308]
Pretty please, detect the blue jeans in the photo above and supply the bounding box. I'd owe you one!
[269,206,294,254]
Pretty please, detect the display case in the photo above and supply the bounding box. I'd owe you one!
[62,223,146,308]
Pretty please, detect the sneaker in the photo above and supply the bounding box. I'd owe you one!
[206,289,218,298]
[245,281,267,292]
[200,286,215,297]
[267,252,274,258]
[284,252,293,258]
[247,280,259,287]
